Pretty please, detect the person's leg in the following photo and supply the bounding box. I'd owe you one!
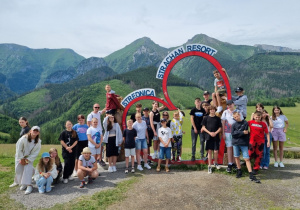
[253,141,264,171]
[273,140,278,163]
[199,132,205,158]
[177,135,182,159]
[279,141,284,163]
[171,136,176,160]
[37,177,47,193]
[265,134,272,168]
[131,155,135,168]
[45,176,53,192]
[143,148,148,164]
[125,157,129,168]
[227,147,233,164]
[91,170,99,178]
[208,150,212,166]
[233,146,241,169]
[191,129,198,159]
[136,149,141,165]
[63,156,70,179]
[112,156,117,166]
[212,92,217,107]
[213,150,219,165]
[69,156,76,178]
[77,169,85,181]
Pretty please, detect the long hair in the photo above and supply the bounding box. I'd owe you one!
[255,103,264,110]
[107,116,117,131]
[37,157,54,173]
[49,148,61,166]
[262,109,270,126]
[66,120,77,138]
[272,105,284,121]
[19,117,30,127]
[27,132,39,144]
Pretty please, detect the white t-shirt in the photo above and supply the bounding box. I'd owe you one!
[86,126,102,148]
[79,155,96,168]
[158,127,172,147]
[133,120,147,139]
[221,109,243,133]
[87,111,103,131]
[272,115,288,129]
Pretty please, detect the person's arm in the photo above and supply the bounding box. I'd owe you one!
[78,159,90,172]
[222,68,229,80]
[157,99,166,111]
[49,164,58,179]
[190,115,197,134]
[91,161,98,171]
[233,95,248,105]
[87,134,97,146]
[284,120,289,133]
[201,125,212,136]
[222,120,226,140]
[149,112,157,136]
[27,140,41,163]
[266,132,270,147]
[250,113,255,120]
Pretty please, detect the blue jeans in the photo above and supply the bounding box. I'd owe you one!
[37,176,53,193]
[135,138,148,150]
[260,133,272,167]
[159,146,171,159]
[233,145,249,159]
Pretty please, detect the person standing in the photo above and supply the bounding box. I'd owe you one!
[19,117,31,137]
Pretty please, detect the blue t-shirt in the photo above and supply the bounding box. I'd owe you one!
[73,124,89,141]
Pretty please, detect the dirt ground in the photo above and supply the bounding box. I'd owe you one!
[108,158,300,210]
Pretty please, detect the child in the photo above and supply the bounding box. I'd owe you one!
[34,152,58,193]
[170,110,184,161]
[77,147,98,188]
[59,121,78,184]
[104,84,122,115]
[271,106,288,167]
[123,119,137,173]
[157,118,172,172]
[221,100,242,173]
[130,103,143,123]
[87,118,103,167]
[260,110,273,169]
[250,103,264,120]
[201,105,222,174]
[248,111,270,174]
[212,68,229,113]
[142,107,154,165]
[231,112,260,183]
[232,87,248,119]
[49,148,63,184]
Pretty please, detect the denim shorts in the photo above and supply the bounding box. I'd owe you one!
[135,138,148,150]
[159,146,171,159]
[225,133,233,147]
[233,145,249,159]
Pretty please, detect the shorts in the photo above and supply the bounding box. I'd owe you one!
[106,136,119,157]
[106,109,116,115]
[153,124,160,141]
[147,129,154,147]
[135,138,148,150]
[89,146,101,155]
[205,137,220,151]
[271,128,286,141]
[76,140,88,159]
[125,148,136,157]
[159,146,171,159]
[225,133,233,147]
[233,145,249,159]
[217,89,226,95]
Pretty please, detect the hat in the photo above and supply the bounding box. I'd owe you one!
[41,152,50,158]
[203,91,210,95]
[226,99,234,105]
[235,87,244,92]
[143,107,149,111]
[31,126,40,131]
[81,147,91,154]
[160,118,167,123]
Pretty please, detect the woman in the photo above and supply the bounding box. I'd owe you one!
[103,115,122,172]
[149,100,165,159]
[19,117,31,137]
[161,111,171,128]
[10,126,42,194]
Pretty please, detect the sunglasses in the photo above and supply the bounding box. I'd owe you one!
[94,107,100,109]
[163,114,168,116]
[33,129,39,132]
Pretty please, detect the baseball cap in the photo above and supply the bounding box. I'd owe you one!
[160,118,167,123]
[41,152,50,158]
[31,126,40,131]
[143,107,149,111]
[203,91,210,95]
[235,87,244,92]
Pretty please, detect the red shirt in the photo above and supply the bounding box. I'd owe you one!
[106,92,120,110]
[248,120,268,141]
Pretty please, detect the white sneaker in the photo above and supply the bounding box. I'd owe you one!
[20,185,27,190]
[68,176,74,181]
[10,182,18,188]
[63,179,68,184]
[72,171,78,177]
[25,186,33,195]
[108,166,113,173]
[216,106,223,113]
[144,163,151,170]
[208,166,212,174]
[137,165,143,171]
[274,162,279,167]
[112,166,117,172]
[152,154,157,159]
[279,162,285,167]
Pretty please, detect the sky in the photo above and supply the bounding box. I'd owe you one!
[1,0,299,58]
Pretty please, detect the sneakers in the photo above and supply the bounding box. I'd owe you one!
[226,164,232,173]
[249,172,261,184]
[252,169,258,175]
[152,153,158,159]
[79,181,85,188]
[191,156,195,161]
[125,168,129,174]
[279,162,285,167]
[208,166,212,174]
[108,166,113,173]
[144,163,151,170]
[112,166,117,172]
[147,160,153,165]
[179,156,181,161]
[263,166,268,170]
[156,166,161,172]
[236,169,242,178]
[72,171,78,177]
[63,179,68,184]
[131,168,135,173]
[39,190,45,194]
[68,176,74,181]
[214,163,221,170]
[216,106,223,113]
[137,165,143,171]
[20,185,27,190]
[231,163,237,170]
[100,159,106,166]
[25,185,33,195]
[165,167,170,172]
[274,162,279,167]
[9,182,18,188]
[176,156,180,162]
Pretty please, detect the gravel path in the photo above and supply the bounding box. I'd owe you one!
[10,158,300,209]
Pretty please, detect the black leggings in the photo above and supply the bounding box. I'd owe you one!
[62,153,75,179]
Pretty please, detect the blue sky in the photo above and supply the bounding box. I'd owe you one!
[1,0,299,58]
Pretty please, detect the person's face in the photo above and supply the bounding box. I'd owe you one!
[233,114,241,121]
[92,120,98,127]
[195,100,201,106]
[274,108,281,115]
[19,120,27,128]
[174,114,179,120]
[256,106,263,112]
[163,112,169,119]
[161,121,167,126]
[93,104,100,112]
[262,112,267,119]
[214,72,220,78]
[43,157,50,164]
[143,110,149,116]
[83,153,91,159]
[31,129,39,138]
[227,103,234,110]
[66,121,73,130]
[254,114,261,122]
[50,151,57,159]
[127,120,133,127]
[203,94,209,100]
[209,109,216,115]
[105,85,111,92]
[152,102,158,109]
[78,118,85,125]
[109,115,114,122]
[202,105,208,111]
[136,115,142,122]
[236,91,242,96]
[136,107,142,112]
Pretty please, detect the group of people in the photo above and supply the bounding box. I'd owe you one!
[10,69,290,194]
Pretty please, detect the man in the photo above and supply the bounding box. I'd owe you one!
[87,103,106,166]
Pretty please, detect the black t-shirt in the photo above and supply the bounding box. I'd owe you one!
[201,99,212,106]
[202,115,222,141]
[123,128,137,149]
[59,130,78,154]
[20,126,30,137]
[130,113,143,123]
[190,107,206,130]
[152,110,160,123]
